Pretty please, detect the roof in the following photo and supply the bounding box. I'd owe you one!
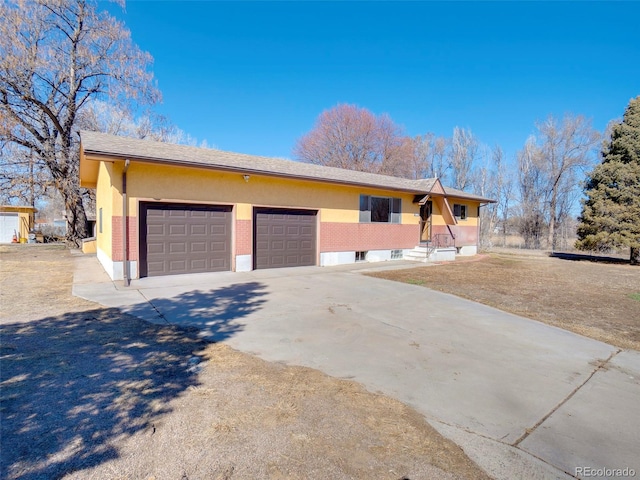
[0,205,37,213]
[79,130,495,203]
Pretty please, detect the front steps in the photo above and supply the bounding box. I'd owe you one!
[405,245,457,263]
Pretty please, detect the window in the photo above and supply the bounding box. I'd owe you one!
[391,249,403,260]
[359,195,401,223]
[453,203,467,220]
[355,251,367,261]
[99,208,103,233]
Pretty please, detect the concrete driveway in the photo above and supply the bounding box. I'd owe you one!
[73,256,640,480]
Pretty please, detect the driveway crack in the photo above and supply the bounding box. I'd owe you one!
[139,291,170,324]
[512,348,622,447]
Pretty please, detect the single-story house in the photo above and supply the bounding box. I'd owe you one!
[79,131,494,282]
[0,205,37,243]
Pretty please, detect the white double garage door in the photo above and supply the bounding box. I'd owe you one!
[139,203,317,277]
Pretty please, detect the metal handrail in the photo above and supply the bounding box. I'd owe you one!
[433,234,454,248]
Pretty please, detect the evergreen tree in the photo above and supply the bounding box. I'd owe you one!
[576,96,640,265]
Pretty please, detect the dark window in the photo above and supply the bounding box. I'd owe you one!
[99,208,103,233]
[356,251,367,261]
[359,195,371,222]
[359,195,401,224]
[371,197,390,222]
[453,204,467,220]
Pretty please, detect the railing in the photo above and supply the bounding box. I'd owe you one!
[433,233,454,248]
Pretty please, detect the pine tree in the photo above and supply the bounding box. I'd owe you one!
[576,96,640,265]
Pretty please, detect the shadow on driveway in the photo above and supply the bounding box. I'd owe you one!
[127,282,269,340]
[0,282,268,479]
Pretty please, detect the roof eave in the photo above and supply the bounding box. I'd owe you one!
[81,149,435,195]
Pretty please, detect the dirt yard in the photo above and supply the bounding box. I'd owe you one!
[0,245,488,480]
[369,249,640,351]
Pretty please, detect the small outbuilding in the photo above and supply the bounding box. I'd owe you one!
[79,131,494,281]
[0,205,37,243]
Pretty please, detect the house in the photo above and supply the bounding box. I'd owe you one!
[79,131,494,282]
[0,205,37,243]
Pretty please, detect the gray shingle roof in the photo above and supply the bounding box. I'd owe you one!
[80,130,494,202]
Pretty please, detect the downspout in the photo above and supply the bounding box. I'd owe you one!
[122,159,130,287]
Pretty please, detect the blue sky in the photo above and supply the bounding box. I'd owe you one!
[112,1,640,163]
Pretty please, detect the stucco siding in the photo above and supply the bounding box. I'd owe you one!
[122,162,420,225]
[95,161,115,256]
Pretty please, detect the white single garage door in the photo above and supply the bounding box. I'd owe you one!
[0,213,19,243]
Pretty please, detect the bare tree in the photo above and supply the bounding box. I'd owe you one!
[404,133,451,180]
[293,104,410,176]
[77,100,207,146]
[517,137,547,249]
[535,114,600,249]
[0,141,52,205]
[495,147,516,247]
[475,145,514,249]
[0,0,160,245]
[448,127,479,191]
[430,136,450,181]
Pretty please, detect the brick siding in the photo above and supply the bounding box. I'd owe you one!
[111,216,138,261]
[320,223,418,252]
[235,219,252,255]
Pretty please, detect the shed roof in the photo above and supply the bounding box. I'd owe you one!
[79,130,494,203]
[0,205,37,213]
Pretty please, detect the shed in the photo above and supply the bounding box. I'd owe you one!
[0,206,37,243]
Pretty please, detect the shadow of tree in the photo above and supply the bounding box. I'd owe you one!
[126,282,269,340]
[549,251,630,265]
[0,282,268,479]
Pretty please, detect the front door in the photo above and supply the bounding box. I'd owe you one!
[419,201,432,243]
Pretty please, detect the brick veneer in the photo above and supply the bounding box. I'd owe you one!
[320,222,418,252]
[111,216,138,261]
[235,219,252,255]
[431,224,478,246]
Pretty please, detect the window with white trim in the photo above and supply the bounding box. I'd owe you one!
[453,203,467,220]
[359,195,401,223]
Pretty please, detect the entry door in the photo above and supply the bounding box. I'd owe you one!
[419,201,432,243]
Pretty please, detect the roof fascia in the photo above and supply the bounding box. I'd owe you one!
[81,150,434,195]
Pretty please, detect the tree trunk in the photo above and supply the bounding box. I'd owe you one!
[60,181,88,247]
[631,247,640,266]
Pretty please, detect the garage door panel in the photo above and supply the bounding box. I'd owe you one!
[254,209,317,269]
[210,224,227,235]
[141,203,231,277]
[190,224,206,235]
[168,210,188,218]
[169,242,186,253]
[190,241,206,252]
[148,224,165,235]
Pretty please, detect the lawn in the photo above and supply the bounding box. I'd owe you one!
[0,245,487,480]
[368,250,640,351]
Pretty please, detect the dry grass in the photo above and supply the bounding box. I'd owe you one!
[0,245,488,480]
[368,250,640,351]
